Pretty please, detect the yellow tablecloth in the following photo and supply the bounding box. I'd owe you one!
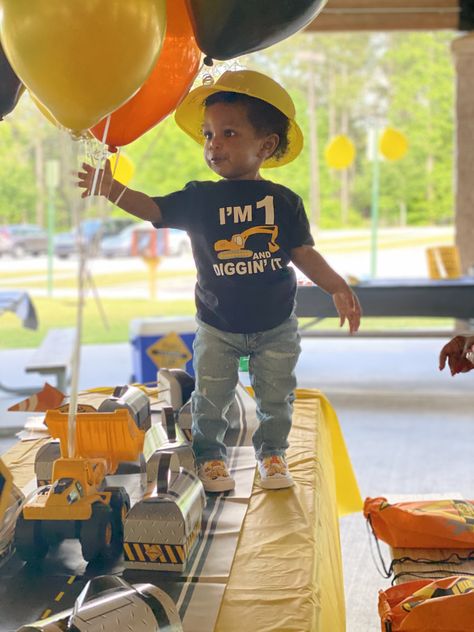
[1,389,361,632]
[215,389,362,632]
[2,437,46,490]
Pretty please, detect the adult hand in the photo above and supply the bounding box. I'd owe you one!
[332,288,361,334]
[439,335,474,375]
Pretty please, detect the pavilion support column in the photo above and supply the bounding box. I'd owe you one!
[451,33,474,273]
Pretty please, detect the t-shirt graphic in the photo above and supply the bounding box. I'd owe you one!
[152,180,313,333]
[214,224,279,260]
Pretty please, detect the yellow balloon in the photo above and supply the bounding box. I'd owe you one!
[29,92,62,127]
[379,127,408,161]
[325,135,356,170]
[30,92,94,140]
[108,152,135,186]
[0,0,167,134]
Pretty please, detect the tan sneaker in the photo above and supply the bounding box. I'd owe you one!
[258,455,294,490]
[198,460,235,493]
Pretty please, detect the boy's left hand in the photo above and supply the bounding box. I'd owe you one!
[332,288,361,334]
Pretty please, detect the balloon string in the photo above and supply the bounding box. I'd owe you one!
[112,147,121,177]
[93,114,111,197]
[106,146,121,201]
[198,58,246,87]
[66,115,111,458]
[87,124,110,331]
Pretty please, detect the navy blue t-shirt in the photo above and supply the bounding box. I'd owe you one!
[152,179,314,333]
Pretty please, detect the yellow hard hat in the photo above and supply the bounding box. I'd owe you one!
[175,69,303,168]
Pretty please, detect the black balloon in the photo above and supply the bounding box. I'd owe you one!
[0,41,24,121]
[186,0,328,61]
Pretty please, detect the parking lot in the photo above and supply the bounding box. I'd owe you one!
[0,250,196,300]
[0,226,454,301]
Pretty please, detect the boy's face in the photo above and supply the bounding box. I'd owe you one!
[202,102,278,180]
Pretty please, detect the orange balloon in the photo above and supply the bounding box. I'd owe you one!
[91,0,201,149]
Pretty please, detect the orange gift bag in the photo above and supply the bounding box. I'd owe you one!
[378,575,474,631]
[364,497,474,549]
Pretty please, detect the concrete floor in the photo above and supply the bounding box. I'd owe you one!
[300,338,474,631]
[1,336,473,630]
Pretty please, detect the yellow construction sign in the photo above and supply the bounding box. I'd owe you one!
[146,332,192,369]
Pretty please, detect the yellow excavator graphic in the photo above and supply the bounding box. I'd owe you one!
[214,225,279,260]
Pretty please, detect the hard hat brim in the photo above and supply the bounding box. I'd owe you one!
[175,81,303,169]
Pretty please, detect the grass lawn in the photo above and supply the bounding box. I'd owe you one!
[1,296,454,350]
[1,296,195,349]
[0,248,457,350]
[0,268,193,289]
[298,316,453,334]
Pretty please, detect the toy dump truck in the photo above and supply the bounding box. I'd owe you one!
[15,408,145,563]
[34,385,150,486]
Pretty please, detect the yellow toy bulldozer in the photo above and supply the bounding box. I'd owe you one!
[15,408,144,563]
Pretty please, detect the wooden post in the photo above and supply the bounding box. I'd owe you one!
[451,33,474,273]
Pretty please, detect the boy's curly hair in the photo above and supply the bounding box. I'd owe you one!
[204,91,290,161]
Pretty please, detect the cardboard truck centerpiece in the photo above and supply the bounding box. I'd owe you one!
[17,575,183,631]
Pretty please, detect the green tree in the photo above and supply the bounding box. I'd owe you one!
[380,32,455,225]
[0,30,457,231]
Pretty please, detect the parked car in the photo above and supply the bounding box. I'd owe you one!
[54,217,134,258]
[168,227,192,256]
[0,232,10,256]
[0,224,48,257]
[100,224,191,258]
[100,223,145,258]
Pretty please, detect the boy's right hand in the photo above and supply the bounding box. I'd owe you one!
[77,159,113,199]
[77,159,162,221]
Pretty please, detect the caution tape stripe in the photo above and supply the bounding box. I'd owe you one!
[164,544,178,564]
[123,542,134,561]
[125,523,201,565]
[124,541,185,565]
[133,542,146,562]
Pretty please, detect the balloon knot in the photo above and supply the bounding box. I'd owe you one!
[203,56,214,67]
[202,73,215,86]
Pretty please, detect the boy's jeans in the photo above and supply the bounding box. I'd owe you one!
[191,315,301,463]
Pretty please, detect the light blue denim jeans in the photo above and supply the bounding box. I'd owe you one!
[191,314,301,463]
